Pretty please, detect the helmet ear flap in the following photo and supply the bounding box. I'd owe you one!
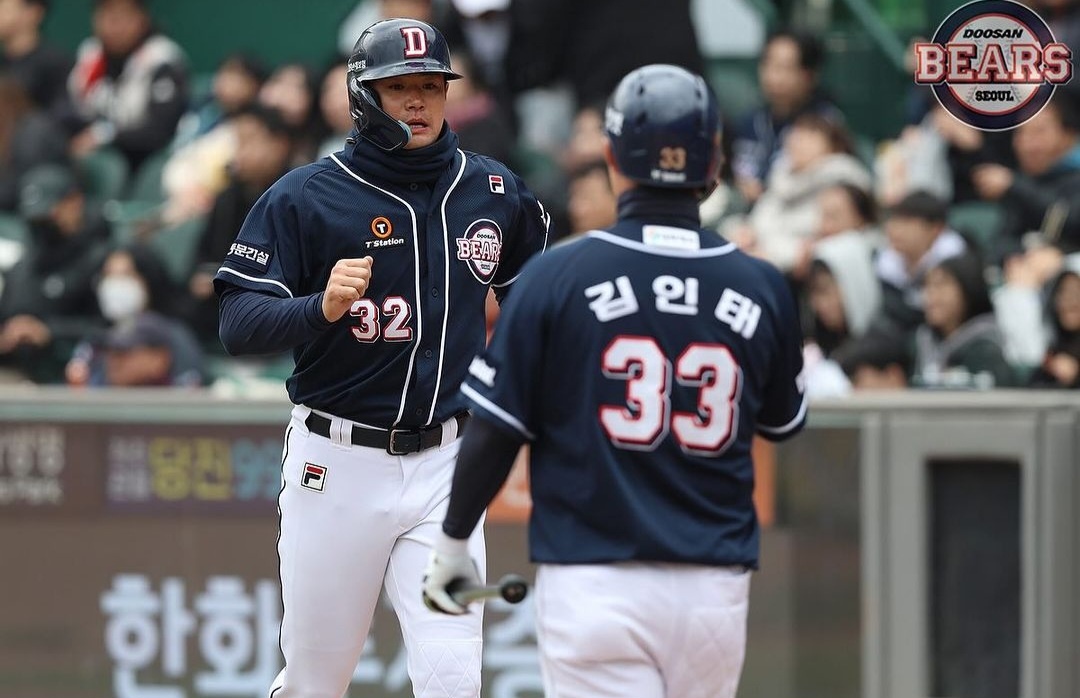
[347,78,411,152]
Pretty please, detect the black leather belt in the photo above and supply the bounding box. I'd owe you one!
[304,411,469,455]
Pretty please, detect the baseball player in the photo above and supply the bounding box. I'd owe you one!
[423,64,807,698]
[214,18,549,698]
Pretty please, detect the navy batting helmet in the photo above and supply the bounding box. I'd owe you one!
[347,18,461,151]
[604,64,721,189]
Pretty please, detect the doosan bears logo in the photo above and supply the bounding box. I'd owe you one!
[456,219,502,283]
[915,0,1073,130]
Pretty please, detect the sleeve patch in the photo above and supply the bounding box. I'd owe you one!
[226,242,273,271]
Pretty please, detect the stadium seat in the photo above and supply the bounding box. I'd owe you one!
[76,147,130,203]
[127,148,172,204]
[0,212,29,244]
[948,201,1005,257]
[147,215,205,284]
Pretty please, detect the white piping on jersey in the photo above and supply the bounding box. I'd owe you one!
[461,383,535,440]
[216,266,294,297]
[585,230,737,258]
[492,197,553,290]
[330,152,422,427]
[757,392,808,435]
[427,150,467,426]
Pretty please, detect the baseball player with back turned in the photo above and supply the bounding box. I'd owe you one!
[422,64,807,698]
[214,18,549,698]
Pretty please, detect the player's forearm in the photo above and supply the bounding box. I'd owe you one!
[442,417,523,539]
[218,287,332,355]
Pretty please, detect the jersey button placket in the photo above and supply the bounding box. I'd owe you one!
[409,183,418,191]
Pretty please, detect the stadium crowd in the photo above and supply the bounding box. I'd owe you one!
[0,0,1079,393]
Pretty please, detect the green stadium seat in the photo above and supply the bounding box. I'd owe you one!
[76,147,130,203]
[948,201,1005,257]
[147,215,205,284]
[0,212,29,244]
[705,59,761,121]
[128,148,172,204]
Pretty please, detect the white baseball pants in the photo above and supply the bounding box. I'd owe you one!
[534,562,750,698]
[268,405,486,698]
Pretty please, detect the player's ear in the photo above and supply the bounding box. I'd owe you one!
[603,139,619,172]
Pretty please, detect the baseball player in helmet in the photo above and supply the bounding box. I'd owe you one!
[423,64,806,698]
[214,18,549,698]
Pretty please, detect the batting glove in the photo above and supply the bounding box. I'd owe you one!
[422,531,480,615]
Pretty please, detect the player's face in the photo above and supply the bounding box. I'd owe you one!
[818,187,863,237]
[372,73,448,150]
[922,266,965,335]
[808,266,846,333]
[1055,274,1080,332]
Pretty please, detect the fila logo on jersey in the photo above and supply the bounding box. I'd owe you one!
[367,216,404,249]
[489,175,505,194]
[301,463,326,492]
[456,219,502,283]
[401,27,427,58]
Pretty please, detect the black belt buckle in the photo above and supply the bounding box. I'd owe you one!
[387,428,421,455]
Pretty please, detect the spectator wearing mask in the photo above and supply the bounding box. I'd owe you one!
[66,0,189,170]
[0,0,71,112]
[730,114,871,276]
[0,74,68,213]
[912,253,1017,388]
[1027,257,1080,388]
[184,105,295,349]
[444,49,514,164]
[973,97,1080,255]
[67,244,203,386]
[732,29,844,203]
[0,164,109,382]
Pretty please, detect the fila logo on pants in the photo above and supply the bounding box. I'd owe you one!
[301,463,327,492]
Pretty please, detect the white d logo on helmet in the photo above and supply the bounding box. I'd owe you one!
[401,27,428,58]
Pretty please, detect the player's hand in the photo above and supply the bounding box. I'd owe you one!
[322,257,373,322]
[422,532,480,615]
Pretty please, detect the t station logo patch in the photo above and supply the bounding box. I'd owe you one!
[914,0,1073,130]
[456,219,503,283]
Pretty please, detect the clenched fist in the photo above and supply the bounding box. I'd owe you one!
[322,257,373,322]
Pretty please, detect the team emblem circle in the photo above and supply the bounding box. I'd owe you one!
[455,219,503,284]
[915,0,1073,130]
[371,216,393,239]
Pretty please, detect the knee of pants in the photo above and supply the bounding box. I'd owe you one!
[408,638,483,698]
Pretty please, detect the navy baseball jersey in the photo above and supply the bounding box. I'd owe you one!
[461,204,806,567]
[215,131,549,427]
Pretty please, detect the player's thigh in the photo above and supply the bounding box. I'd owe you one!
[534,564,665,698]
[661,566,751,698]
[276,422,399,686]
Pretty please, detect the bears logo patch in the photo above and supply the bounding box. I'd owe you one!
[456,219,503,284]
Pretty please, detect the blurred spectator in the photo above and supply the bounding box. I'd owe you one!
[912,253,1017,388]
[1031,0,1080,109]
[338,0,441,56]
[70,310,204,387]
[836,191,969,381]
[0,0,72,111]
[449,0,511,105]
[1028,257,1080,388]
[802,231,881,397]
[992,244,1064,368]
[973,96,1080,255]
[0,73,68,213]
[730,114,871,276]
[444,49,514,164]
[732,28,843,203]
[66,0,190,170]
[566,160,616,236]
[316,56,352,158]
[878,102,1016,206]
[183,105,294,350]
[161,54,268,224]
[258,62,324,166]
[506,0,703,109]
[172,52,266,148]
[818,182,877,239]
[0,164,109,382]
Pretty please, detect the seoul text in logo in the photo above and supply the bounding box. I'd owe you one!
[914,0,1073,130]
